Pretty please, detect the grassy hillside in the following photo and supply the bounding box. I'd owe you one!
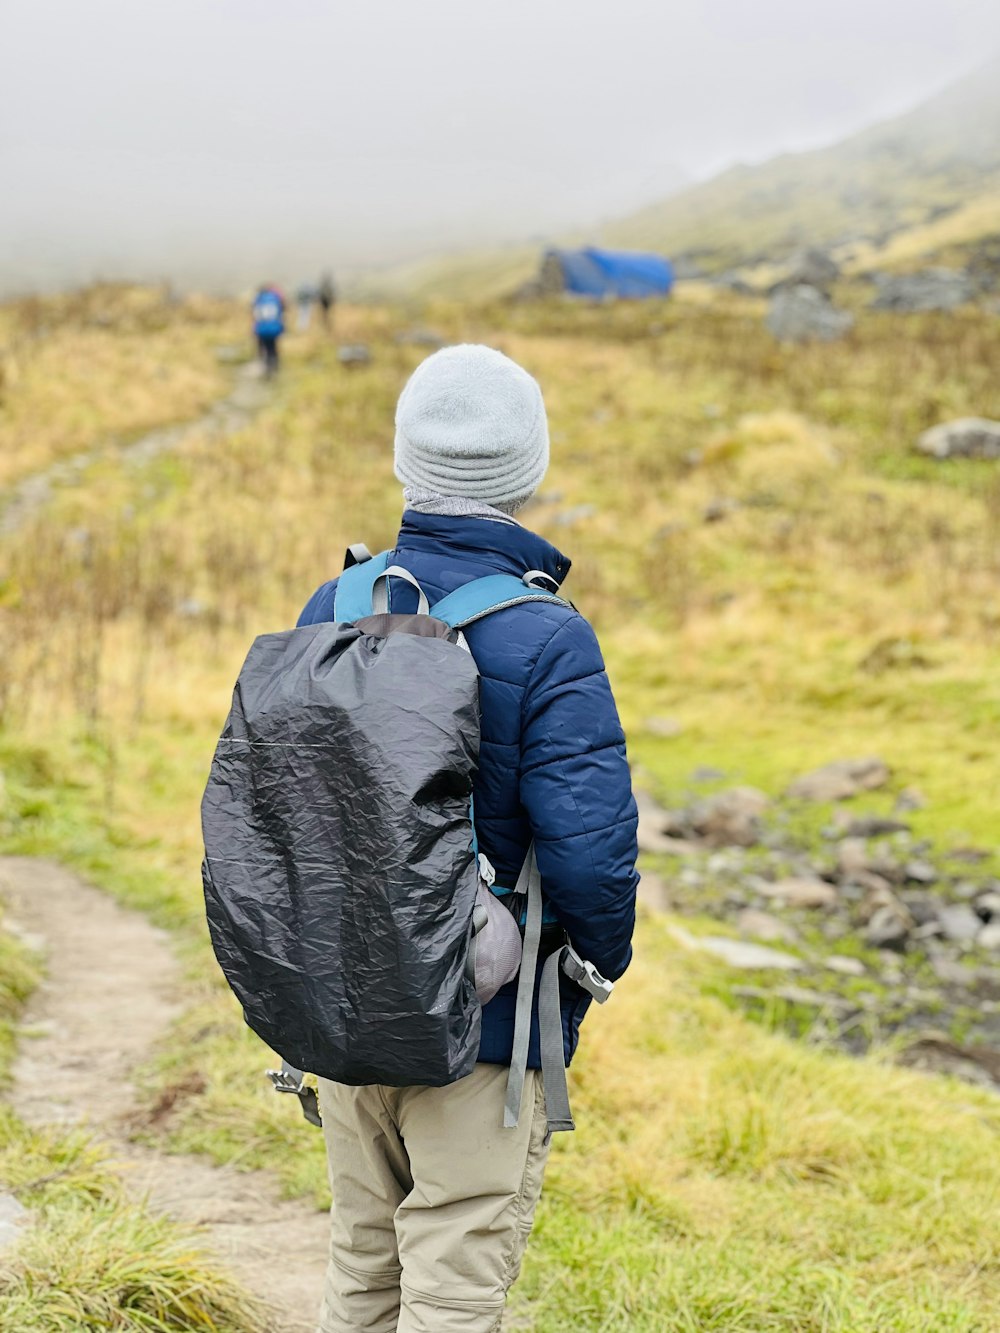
[2,287,1000,1329]
[603,57,1000,270]
[369,58,1000,300]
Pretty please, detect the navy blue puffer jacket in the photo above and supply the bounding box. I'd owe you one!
[298,510,639,1068]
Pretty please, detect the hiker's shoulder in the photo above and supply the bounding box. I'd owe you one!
[474,594,603,682]
[296,577,339,627]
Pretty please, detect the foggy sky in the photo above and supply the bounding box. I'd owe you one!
[3,0,1000,292]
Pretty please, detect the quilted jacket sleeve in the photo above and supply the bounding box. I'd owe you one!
[519,613,639,980]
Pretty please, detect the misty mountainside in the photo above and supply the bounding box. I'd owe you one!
[374,55,1000,301]
[604,56,1000,273]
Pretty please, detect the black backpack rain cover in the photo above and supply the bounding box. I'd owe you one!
[201,620,483,1086]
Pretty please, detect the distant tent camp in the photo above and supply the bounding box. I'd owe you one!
[540,247,674,299]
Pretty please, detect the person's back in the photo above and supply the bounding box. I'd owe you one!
[297,345,638,1332]
[252,285,285,376]
[317,271,336,329]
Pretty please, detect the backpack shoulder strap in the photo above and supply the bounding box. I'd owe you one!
[333,549,392,623]
[430,574,569,630]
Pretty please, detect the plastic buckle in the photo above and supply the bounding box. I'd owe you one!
[522,569,560,592]
[561,946,614,1004]
[266,1068,323,1128]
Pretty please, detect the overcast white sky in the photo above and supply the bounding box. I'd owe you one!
[2,0,999,289]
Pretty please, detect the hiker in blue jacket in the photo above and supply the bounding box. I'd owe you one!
[251,284,285,377]
[298,344,639,1333]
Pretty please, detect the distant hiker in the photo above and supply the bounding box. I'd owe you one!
[296,283,317,332]
[201,344,638,1333]
[317,271,336,329]
[251,284,285,376]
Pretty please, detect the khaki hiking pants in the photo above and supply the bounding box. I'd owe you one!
[316,1064,550,1333]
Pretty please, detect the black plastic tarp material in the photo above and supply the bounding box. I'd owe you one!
[201,620,483,1085]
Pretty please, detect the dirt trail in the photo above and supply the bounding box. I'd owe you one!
[0,362,268,538]
[2,857,328,1333]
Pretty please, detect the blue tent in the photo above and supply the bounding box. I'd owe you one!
[547,247,674,299]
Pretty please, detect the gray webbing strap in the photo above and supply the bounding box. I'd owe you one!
[539,947,575,1135]
[371,565,429,616]
[504,844,542,1129]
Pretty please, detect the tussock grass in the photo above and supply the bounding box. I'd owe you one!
[0,1197,266,1332]
[0,285,241,489]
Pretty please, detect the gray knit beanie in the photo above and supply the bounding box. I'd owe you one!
[394,344,549,512]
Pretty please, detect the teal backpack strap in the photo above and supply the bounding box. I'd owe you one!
[431,574,568,630]
[333,549,392,622]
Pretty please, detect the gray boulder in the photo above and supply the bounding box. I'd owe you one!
[766,285,854,344]
[774,248,841,294]
[871,268,974,312]
[916,418,1000,460]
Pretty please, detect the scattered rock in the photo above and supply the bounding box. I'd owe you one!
[689,787,769,847]
[788,756,890,802]
[337,344,371,367]
[899,892,941,927]
[872,269,974,313]
[766,284,855,344]
[898,1035,1000,1090]
[394,328,445,348]
[894,786,927,813]
[638,871,671,912]
[937,904,983,944]
[837,837,873,879]
[757,877,838,909]
[946,846,991,864]
[731,984,855,1016]
[928,955,975,986]
[645,716,683,738]
[0,1193,29,1254]
[772,248,841,295]
[839,816,912,839]
[703,497,737,523]
[864,905,910,953]
[824,955,866,977]
[857,881,912,930]
[916,417,1000,460]
[974,892,1000,922]
[668,926,804,971]
[634,790,686,855]
[977,922,1000,951]
[550,504,597,528]
[736,909,800,944]
[690,765,726,783]
[904,860,938,886]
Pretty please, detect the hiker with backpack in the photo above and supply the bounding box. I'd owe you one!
[251,283,285,376]
[202,344,639,1332]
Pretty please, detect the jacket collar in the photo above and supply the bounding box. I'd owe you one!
[396,510,572,587]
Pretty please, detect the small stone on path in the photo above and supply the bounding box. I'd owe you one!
[0,1193,29,1253]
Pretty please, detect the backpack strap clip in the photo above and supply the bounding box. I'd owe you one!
[266,1060,323,1128]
